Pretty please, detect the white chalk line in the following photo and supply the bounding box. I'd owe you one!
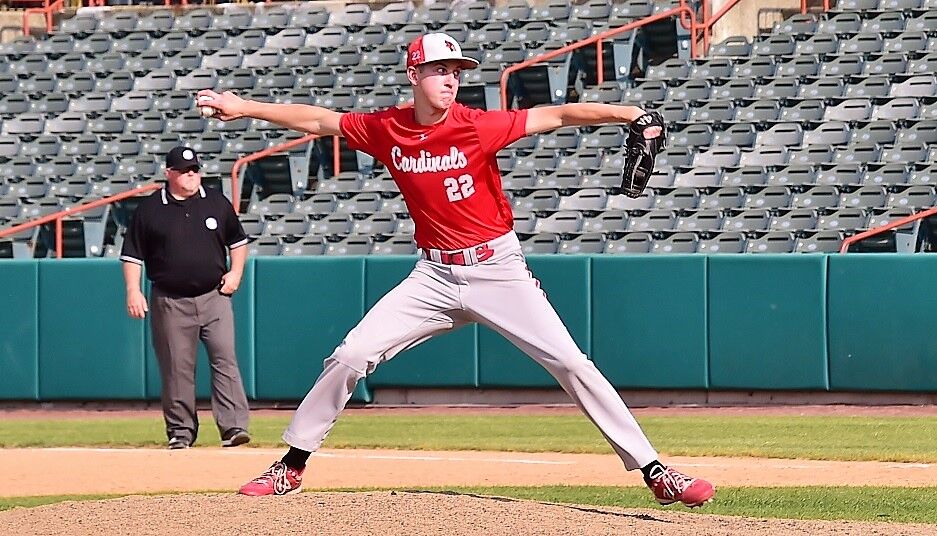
[30,447,574,465]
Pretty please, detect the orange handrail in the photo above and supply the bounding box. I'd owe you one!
[0,183,162,259]
[801,0,832,14]
[839,207,937,253]
[499,5,698,109]
[23,0,62,37]
[230,133,319,214]
[24,0,181,36]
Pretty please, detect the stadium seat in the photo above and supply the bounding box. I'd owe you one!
[675,210,723,232]
[558,233,605,254]
[689,58,734,80]
[581,211,627,233]
[0,94,29,115]
[265,214,310,237]
[872,98,921,120]
[251,6,290,31]
[326,236,373,255]
[534,170,580,189]
[776,13,820,35]
[675,168,724,187]
[696,187,742,210]
[352,212,398,235]
[247,237,282,256]
[627,210,675,232]
[695,232,745,254]
[710,36,751,57]
[766,166,817,187]
[651,233,699,254]
[722,167,766,187]
[794,231,844,253]
[887,186,936,209]
[688,100,735,123]
[890,76,937,98]
[604,233,652,254]
[371,236,417,255]
[745,232,794,253]
[534,211,584,233]
[213,8,253,32]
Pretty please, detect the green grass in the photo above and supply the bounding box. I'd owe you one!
[2,487,936,524]
[2,414,936,463]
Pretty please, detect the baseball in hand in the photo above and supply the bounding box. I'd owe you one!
[197,95,217,118]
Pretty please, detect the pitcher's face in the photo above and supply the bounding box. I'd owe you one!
[409,60,463,112]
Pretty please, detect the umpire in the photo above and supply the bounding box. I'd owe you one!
[120,146,251,450]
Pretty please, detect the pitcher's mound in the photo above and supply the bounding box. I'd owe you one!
[1,491,932,536]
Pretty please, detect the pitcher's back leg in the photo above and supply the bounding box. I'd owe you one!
[283,262,466,452]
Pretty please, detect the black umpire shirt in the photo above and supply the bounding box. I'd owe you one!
[120,186,249,298]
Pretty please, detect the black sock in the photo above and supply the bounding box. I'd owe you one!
[281,447,311,470]
[641,460,666,483]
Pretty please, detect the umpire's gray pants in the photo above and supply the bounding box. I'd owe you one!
[150,286,249,443]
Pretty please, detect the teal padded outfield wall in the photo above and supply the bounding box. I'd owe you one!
[1,254,936,400]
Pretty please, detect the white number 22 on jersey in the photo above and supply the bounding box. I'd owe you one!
[444,174,475,202]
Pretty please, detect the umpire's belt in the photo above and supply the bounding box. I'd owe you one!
[422,243,495,266]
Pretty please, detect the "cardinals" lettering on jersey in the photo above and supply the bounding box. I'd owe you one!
[390,146,468,173]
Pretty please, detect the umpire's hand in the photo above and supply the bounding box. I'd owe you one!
[219,269,242,296]
[127,289,148,319]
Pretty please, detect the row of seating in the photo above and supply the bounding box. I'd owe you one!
[601,82,937,107]
[641,57,937,83]
[234,230,850,256]
[235,185,936,216]
[834,0,937,10]
[498,143,937,172]
[717,31,937,58]
[3,122,937,168]
[5,19,645,60]
[51,0,665,38]
[231,206,909,236]
[775,11,937,35]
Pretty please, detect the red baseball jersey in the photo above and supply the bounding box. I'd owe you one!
[340,103,529,250]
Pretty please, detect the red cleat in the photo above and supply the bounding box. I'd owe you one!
[238,461,303,496]
[646,466,715,507]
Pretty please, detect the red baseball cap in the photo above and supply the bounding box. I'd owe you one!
[407,33,479,70]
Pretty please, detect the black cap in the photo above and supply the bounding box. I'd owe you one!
[166,146,200,171]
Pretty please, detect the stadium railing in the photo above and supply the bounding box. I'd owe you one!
[840,208,937,253]
[499,4,699,109]
[230,133,319,215]
[21,0,182,36]
[0,183,162,258]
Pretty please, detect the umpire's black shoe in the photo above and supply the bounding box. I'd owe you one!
[221,428,251,448]
[168,436,191,450]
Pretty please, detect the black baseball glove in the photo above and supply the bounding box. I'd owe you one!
[620,111,666,198]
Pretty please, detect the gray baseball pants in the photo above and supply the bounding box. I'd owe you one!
[282,231,658,471]
[150,286,250,443]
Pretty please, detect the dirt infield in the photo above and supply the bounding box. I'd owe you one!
[2,447,936,536]
[2,447,937,497]
[2,492,935,536]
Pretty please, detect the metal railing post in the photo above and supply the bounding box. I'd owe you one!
[229,133,318,214]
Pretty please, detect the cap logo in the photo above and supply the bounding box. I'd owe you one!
[182,149,195,160]
[444,40,456,51]
[411,50,423,63]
